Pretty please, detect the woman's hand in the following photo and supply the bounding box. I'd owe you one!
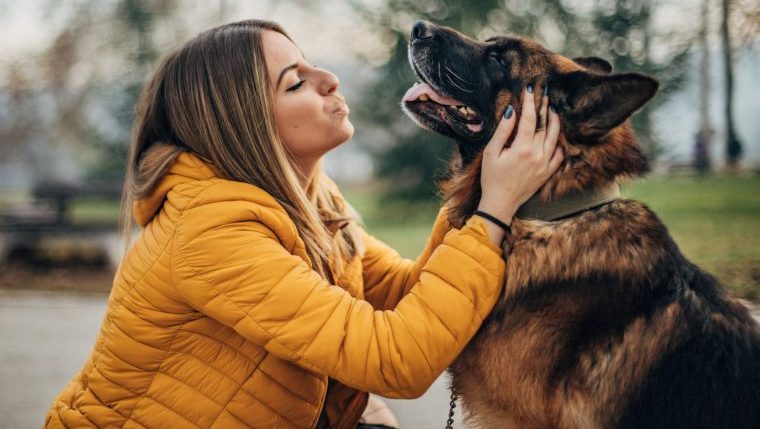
[477,84,564,246]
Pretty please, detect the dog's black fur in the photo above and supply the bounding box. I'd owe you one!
[403,20,760,429]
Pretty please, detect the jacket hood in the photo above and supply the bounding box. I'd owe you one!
[132,152,219,227]
[131,151,351,232]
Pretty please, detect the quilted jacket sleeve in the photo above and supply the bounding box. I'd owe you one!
[361,206,453,310]
[173,201,505,399]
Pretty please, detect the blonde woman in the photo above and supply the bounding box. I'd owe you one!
[45,20,562,429]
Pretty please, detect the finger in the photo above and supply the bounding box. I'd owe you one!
[543,107,561,160]
[534,93,549,150]
[483,104,517,156]
[514,84,537,148]
[547,145,564,174]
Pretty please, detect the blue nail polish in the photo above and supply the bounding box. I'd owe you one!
[504,105,514,119]
[544,83,549,93]
[550,103,557,113]
[527,84,534,94]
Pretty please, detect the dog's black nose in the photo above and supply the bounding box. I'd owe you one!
[411,20,434,41]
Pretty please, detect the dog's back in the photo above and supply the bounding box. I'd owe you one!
[617,255,760,428]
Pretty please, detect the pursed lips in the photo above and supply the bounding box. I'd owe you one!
[332,98,349,115]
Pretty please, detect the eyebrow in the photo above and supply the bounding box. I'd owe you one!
[276,63,298,89]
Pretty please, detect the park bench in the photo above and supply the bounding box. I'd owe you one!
[0,179,123,268]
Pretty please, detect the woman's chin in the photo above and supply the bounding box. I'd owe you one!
[336,120,355,143]
[343,120,355,140]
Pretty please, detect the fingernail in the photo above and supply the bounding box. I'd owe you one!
[504,104,514,119]
[527,84,534,94]
[550,103,557,113]
[544,83,548,93]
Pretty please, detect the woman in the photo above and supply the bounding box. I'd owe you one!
[45,20,562,429]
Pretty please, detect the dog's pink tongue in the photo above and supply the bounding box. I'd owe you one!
[402,83,464,106]
[467,123,483,133]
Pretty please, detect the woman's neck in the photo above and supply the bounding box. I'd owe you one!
[294,155,322,190]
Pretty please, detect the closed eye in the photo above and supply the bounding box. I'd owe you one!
[490,52,509,68]
[286,80,305,91]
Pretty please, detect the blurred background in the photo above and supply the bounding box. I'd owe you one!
[1,0,758,427]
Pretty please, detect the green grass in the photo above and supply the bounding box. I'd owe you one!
[622,174,760,299]
[343,187,439,257]
[70,200,122,222]
[345,174,760,300]
[0,197,121,224]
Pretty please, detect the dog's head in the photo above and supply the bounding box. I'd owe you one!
[402,21,659,224]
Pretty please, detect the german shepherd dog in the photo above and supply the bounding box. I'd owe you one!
[402,20,760,429]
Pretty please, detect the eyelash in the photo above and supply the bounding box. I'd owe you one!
[283,61,321,92]
[287,79,305,92]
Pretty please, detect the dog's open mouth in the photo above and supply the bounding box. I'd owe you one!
[402,82,483,135]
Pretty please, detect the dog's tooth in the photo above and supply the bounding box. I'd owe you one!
[419,94,429,101]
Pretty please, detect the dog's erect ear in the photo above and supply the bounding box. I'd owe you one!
[572,56,613,74]
[553,70,659,140]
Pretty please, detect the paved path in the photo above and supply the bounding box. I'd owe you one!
[1,289,758,429]
[0,290,108,429]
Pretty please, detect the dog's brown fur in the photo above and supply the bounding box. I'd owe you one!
[451,201,685,429]
[404,20,760,429]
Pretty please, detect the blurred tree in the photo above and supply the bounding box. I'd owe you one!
[0,64,44,175]
[42,5,101,178]
[85,0,179,178]
[692,0,757,172]
[694,0,714,174]
[733,0,760,43]
[588,0,692,161]
[0,1,181,183]
[721,0,743,170]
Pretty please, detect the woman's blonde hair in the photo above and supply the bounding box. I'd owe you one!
[120,19,361,282]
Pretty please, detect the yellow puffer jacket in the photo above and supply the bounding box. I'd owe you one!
[45,152,505,429]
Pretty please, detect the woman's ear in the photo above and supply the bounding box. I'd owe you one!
[551,70,659,141]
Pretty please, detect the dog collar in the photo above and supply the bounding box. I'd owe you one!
[516,181,621,222]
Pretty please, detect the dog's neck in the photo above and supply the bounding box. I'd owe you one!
[516,181,621,221]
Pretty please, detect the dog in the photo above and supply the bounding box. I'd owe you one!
[402,20,760,429]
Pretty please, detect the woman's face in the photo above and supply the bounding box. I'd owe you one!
[262,30,354,167]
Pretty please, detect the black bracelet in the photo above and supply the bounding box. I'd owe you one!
[473,210,512,235]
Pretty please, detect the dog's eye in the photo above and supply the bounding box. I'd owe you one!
[490,52,509,68]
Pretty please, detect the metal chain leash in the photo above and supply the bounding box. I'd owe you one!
[444,389,458,429]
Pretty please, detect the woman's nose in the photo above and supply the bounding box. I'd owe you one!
[317,69,340,95]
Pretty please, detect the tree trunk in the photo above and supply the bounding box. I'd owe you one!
[721,0,743,170]
[695,0,713,174]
